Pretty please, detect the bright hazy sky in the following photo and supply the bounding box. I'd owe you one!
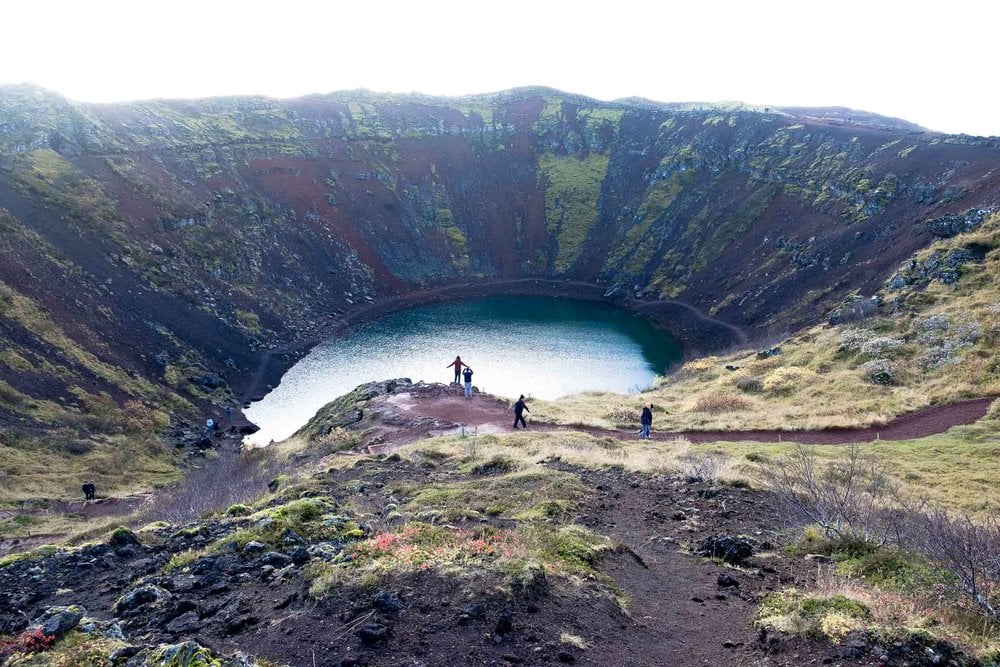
[2,0,997,136]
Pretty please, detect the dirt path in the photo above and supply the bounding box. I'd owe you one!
[366,387,996,453]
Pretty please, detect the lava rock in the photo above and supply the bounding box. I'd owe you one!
[32,605,85,637]
[114,584,169,615]
[259,552,292,568]
[242,541,267,555]
[165,611,202,634]
[458,603,486,623]
[108,527,141,548]
[371,590,403,613]
[695,535,754,564]
[717,574,740,589]
[495,607,514,634]
[557,650,576,663]
[289,546,311,565]
[356,622,389,645]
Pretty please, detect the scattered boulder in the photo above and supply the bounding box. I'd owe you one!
[147,641,219,666]
[371,590,403,613]
[717,574,740,589]
[242,541,267,555]
[259,552,292,568]
[557,650,577,663]
[108,526,141,548]
[925,208,991,238]
[165,611,203,634]
[495,607,514,634]
[458,602,486,623]
[756,346,782,360]
[31,605,85,637]
[695,535,754,564]
[115,584,170,615]
[289,546,311,565]
[356,622,389,645]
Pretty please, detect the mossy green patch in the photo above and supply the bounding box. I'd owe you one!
[538,152,609,272]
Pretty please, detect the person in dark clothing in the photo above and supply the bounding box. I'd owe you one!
[513,395,529,429]
[639,403,653,440]
[82,481,96,500]
[446,356,467,383]
[462,366,474,398]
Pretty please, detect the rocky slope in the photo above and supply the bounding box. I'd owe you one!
[1,84,999,481]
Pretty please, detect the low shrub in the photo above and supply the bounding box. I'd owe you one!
[733,376,764,393]
[763,367,813,395]
[692,393,754,413]
[861,359,895,385]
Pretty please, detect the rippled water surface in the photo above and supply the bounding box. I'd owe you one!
[244,296,683,445]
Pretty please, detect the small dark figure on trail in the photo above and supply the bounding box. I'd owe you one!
[462,366,474,398]
[204,418,214,434]
[226,407,234,424]
[446,356,467,383]
[513,395,530,429]
[639,403,653,440]
[82,481,96,501]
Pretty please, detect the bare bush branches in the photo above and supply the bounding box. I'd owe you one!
[144,451,284,524]
[759,444,902,547]
[762,443,1000,620]
[906,506,1000,620]
[678,452,727,483]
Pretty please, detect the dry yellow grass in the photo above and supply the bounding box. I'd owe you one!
[534,215,1000,432]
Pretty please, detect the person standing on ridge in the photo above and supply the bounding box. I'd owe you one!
[462,366,474,399]
[513,394,530,429]
[639,402,653,440]
[446,355,466,384]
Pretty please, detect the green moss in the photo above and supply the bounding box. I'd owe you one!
[225,503,253,517]
[758,590,872,640]
[538,152,610,271]
[148,641,223,667]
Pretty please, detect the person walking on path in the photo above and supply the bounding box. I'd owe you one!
[513,394,530,429]
[640,403,653,440]
[446,356,467,384]
[462,366,474,398]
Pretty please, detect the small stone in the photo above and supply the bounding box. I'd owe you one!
[717,574,739,588]
[557,650,576,663]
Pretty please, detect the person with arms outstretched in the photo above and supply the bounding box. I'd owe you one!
[446,355,467,384]
[513,394,529,429]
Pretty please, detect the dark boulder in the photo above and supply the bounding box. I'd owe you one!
[259,552,292,568]
[356,622,389,645]
[371,590,402,613]
[695,535,754,564]
[717,574,740,589]
[32,605,85,637]
[114,584,170,615]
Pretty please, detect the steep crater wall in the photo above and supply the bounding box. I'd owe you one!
[0,84,999,437]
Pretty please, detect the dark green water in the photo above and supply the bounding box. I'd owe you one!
[244,296,683,445]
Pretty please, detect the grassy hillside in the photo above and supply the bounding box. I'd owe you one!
[539,213,1000,432]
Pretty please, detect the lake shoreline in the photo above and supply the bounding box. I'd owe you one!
[238,279,745,408]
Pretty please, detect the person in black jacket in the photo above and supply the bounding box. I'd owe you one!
[462,366,474,398]
[639,403,653,440]
[513,395,529,429]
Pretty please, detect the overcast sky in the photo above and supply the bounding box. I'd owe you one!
[2,0,997,136]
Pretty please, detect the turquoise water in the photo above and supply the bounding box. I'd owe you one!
[244,296,683,445]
